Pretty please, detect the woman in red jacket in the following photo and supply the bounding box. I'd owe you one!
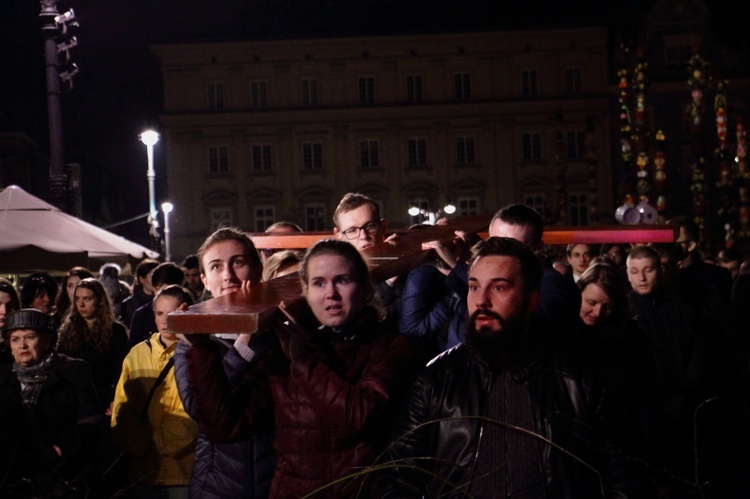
[184,239,414,498]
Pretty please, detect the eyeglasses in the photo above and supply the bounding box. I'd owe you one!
[340,221,380,240]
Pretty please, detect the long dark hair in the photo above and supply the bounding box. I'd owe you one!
[54,267,94,321]
[58,278,117,353]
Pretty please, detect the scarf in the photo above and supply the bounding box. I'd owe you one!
[13,351,55,415]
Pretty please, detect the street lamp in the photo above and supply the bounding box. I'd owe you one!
[161,202,174,262]
[140,129,160,245]
[408,204,457,225]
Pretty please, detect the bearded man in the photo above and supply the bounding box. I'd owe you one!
[380,237,646,498]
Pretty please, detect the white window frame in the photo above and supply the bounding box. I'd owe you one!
[208,145,229,174]
[456,136,476,164]
[302,142,323,170]
[304,202,326,231]
[521,133,542,161]
[521,68,538,98]
[251,144,272,172]
[301,78,318,106]
[407,138,427,166]
[455,72,471,100]
[406,74,423,102]
[359,139,380,169]
[253,205,276,232]
[250,80,268,108]
[208,81,224,110]
[358,76,375,105]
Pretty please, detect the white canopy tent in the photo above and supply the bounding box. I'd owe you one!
[0,185,159,273]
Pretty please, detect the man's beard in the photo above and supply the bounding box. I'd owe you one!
[466,307,529,365]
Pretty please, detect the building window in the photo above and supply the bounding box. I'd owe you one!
[456,136,476,164]
[251,144,272,172]
[210,207,232,231]
[569,192,589,226]
[208,81,224,110]
[566,131,586,160]
[565,67,582,95]
[250,80,268,108]
[457,196,479,216]
[304,203,326,231]
[521,69,538,98]
[302,78,318,106]
[254,205,276,232]
[208,146,229,174]
[407,75,422,102]
[522,133,542,161]
[358,77,375,105]
[359,140,380,169]
[302,142,323,170]
[524,194,546,216]
[455,72,471,100]
[407,138,427,166]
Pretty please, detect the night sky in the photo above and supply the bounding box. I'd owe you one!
[0,0,747,246]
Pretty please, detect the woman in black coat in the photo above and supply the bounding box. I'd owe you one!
[0,308,101,497]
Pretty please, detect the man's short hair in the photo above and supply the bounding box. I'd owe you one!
[333,192,380,228]
[626,245,660,267]
[717,248,742,264]
[135,258,160,280]
[182,254,199,270]
[151,262,185,289]
[667,215,699,243]
[469,237,543,292]
[489,204,544,247]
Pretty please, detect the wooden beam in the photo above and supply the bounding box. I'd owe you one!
[168,221,676,335]
[168,216,487,335]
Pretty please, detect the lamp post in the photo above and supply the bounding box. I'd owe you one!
[408,204,457,225]
[140,130,160,247]
[161,202,174,262]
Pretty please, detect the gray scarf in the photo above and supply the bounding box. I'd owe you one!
[13,351,55,415]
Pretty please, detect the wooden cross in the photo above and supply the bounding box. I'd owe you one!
[167,219,676,335]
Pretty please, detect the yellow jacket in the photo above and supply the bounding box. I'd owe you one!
[111,333,197,486]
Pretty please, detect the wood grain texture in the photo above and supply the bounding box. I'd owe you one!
[167,220,676,334]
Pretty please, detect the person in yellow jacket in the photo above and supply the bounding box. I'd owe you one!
[112,285,197,498]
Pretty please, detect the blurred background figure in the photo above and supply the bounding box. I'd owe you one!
[261,221,304,264]
[98,263,132,319]
[261,249,302,282]
[566,243,593,283]
[20,272,58,316]
[0,278,21,362]
[120,259,160,329]
[717,248,743,282]
[181,254,204,302]
[54,267,94,325]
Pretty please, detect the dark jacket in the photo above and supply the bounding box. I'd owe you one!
[128,301,157,349]
[380,338,645,498]
[186,306,415,499]
[57,321,129,411]
[174,338,275,499]
[399,260,580,357]
[119,284,153,329]
[0,354,101,495]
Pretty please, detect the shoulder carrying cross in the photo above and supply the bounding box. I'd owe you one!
[167,217,675,335]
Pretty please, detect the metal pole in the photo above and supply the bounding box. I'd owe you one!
[163,209,172,262]
[146,143,157,221]
[39,0,69,211]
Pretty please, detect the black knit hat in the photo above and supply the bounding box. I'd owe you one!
[4,309,56,335]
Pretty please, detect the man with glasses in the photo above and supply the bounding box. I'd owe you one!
[333,192,387,253]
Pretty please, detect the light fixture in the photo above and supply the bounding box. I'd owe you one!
[161,202,174,262]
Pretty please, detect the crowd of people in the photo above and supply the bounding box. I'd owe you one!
[0,192,749,498]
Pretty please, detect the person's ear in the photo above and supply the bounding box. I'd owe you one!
[687,241,697,254]
[200,273,207,287]
[333,227,342,239]
[178,302,189,312]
